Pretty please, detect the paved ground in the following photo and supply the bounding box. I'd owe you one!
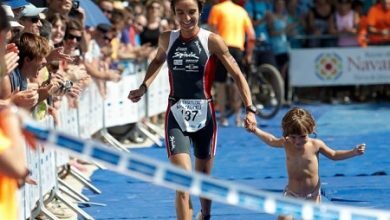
[79,103,390,219]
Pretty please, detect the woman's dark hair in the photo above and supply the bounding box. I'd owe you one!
[170,0,206,15]
[47,13,68,27]
[0,6,10,32]
[65,17,83,34]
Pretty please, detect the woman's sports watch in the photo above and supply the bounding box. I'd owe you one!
[246,105,257,114]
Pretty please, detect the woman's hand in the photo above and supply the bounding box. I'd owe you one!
[128,86,146,103]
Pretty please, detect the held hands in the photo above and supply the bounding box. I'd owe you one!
[244,112,257,132]
[354,143,366,155]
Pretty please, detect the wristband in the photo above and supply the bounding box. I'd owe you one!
[140,83,147,93]
[246,105,257,114]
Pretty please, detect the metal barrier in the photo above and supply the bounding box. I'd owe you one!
[16,59,169,219]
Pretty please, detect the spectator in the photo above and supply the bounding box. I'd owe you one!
[83,23,121,92]
[367,0,390,45]
[352,0,368,47]
[0,7,35,220]
[47,13,67,47]
[329,0,360,47]
[286,0,307,48]
[306,0,335,47]
[62,18,89,88]
[266,0,289,101]
[46,0,72,17]
[1,4,22,77]
[0,33,51,110]
[208,0,256,126]
[2,0,29,18]
[18,3,46,36]
[244,0,272,42]
[131,14,147,47]
[244,0,277,67]
[99,0,114,20]
[141,0,164,47]
[1,4,24,34]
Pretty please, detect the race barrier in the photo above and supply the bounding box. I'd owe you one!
[23,119,390,220]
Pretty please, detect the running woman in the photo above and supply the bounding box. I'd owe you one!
[128,0,257,219]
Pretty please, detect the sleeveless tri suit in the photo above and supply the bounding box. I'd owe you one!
[164,28,218,159]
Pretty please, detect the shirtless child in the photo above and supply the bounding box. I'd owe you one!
[251,107,365,220]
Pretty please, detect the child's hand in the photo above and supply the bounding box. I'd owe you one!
[354,143,366,155]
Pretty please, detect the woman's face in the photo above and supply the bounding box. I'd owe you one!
[383,0,390,10]
[64,30,82,50]
[174,0,200,33]
[147,2,162,18]
[52,19,66,44]
[274,0,285,13]
[338,2,351,15]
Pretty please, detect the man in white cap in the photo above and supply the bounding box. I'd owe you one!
[2,0,29,18]
[1,5,24,35]
[19,4,46,36]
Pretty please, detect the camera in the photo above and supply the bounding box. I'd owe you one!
[72,0,80,10]
[59,80,73,93]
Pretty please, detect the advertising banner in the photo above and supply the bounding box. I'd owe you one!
[290,46,390,87]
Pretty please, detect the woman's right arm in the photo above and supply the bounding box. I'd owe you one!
[128,31,169,103]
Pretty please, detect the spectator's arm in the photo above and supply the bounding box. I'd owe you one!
[328,14,338,35]
[0,107,29,179]
[0,75,12,99]
[84,59,120,81]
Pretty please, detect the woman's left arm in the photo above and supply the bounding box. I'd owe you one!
[208,33,257,131]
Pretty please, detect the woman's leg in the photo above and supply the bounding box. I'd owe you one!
[169,153,193,220]
[195,157,214,219]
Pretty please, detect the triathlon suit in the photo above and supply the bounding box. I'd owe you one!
[164,29,218,159]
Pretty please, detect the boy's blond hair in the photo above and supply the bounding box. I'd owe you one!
[282,107,316,137]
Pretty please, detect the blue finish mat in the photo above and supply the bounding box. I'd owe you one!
[81,103,390,219]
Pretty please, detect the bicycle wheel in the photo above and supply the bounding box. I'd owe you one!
[251,64,284,119]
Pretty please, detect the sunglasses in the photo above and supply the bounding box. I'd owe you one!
[101,9,113,14]
[104,35,113,41]
[65,33,82,42]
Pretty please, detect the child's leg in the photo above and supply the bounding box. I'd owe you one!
[278,215,293,220]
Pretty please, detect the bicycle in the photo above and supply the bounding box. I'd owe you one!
[246,47,284,119]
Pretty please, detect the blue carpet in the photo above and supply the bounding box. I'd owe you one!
[81,103,390,219]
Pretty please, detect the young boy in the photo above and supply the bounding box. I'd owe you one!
[251,107,365,218]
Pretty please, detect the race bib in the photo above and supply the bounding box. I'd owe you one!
[171,99,208,132]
